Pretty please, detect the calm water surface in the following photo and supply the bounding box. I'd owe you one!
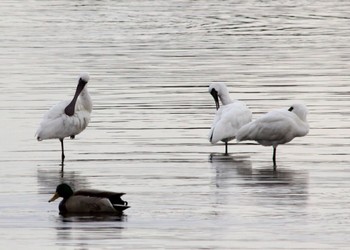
[1,0,350,249]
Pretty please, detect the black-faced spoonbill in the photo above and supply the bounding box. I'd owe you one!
[208,83,252,155]
[36,73,92,170]
[236,103,309,170]
[48,183,129,215]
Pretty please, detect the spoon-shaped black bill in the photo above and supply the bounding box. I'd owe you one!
[64,78,88,116]
[210,88,220,110]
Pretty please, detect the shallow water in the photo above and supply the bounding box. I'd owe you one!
[1,0,350,249]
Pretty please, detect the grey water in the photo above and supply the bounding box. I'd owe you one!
[1,0,350,249]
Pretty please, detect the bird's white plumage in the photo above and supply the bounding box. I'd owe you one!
[209,101,252,143]
[236,103,309,147]
[36,73,92,141]
[36,72,92,169]
[208,83,252,144]
[36,99,91,140]
[79,72,90,83]
[208,83,231,105]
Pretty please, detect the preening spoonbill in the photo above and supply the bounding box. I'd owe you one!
[208,83,252,155]
[236,103,309,169]
[36,73,92,170]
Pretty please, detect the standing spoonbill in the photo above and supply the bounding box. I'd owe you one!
[208,83,252,155]
[236,103,309,170]
[36,73,92,170]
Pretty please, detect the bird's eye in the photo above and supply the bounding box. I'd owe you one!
[288,106,294,112]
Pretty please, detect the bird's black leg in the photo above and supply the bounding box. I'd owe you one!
[224,142,228,155]
[60,138,65,171]
[273,146,277,171]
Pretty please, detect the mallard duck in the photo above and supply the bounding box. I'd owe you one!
[49,183,129,214]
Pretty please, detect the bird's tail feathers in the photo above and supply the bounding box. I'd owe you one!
[236,124,251,142]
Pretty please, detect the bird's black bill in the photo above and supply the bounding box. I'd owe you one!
[210,89,220,110]
[59,138,65,171]
[64,79,87,116]
[288,106,294,112]
[48,192,60,202]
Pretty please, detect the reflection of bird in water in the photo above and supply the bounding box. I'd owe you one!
[237,103,309,170]
[209,153,309,206]
[208,83,252,155]
[49,183,129,215]
[209,153,252,188]
[246,168,309,201]
[55,216,126,246]
[37,168,89,195]
[36,73,92,171]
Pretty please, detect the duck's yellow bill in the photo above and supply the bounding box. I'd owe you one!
[48,192,60,202]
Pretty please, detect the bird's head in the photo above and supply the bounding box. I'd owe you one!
[288,103,308,121]
[208,83,228,110]
[48,183,74,202]
[79,72,90,85]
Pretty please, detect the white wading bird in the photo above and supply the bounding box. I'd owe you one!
[208,83,252,155]
[236,103,309,170]
[36,73,92,170]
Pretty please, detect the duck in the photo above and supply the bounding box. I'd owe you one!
[236,103,309,169]
[208,82,252,155]
[49,183,129,215]
[36,73,92,170]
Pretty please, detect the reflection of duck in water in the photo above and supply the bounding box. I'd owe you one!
[49,183,129,215]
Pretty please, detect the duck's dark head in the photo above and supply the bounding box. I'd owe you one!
[48,183,74,202]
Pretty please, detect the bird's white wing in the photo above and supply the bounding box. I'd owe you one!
[209,101,252,143]
[36,100,90,140]
[36,101,68,140]
[41,100,70,120]
[236,109,295,145]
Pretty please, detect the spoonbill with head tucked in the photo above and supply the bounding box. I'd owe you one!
[208,83,252,155]
[36,73,92,170]
[236,103,309,170]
